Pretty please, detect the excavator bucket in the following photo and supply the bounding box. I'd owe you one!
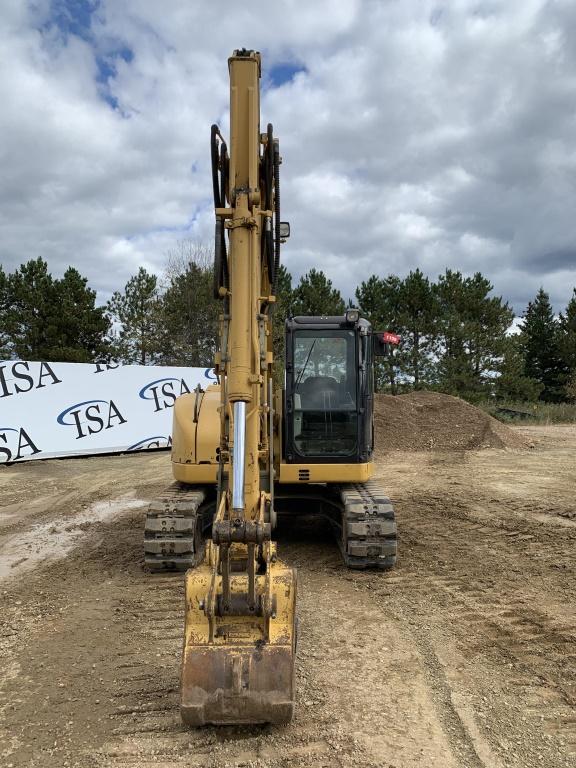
[180,555,297,726]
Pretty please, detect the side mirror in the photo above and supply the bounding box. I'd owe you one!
[279,221,290,239]
[373,331,401,357]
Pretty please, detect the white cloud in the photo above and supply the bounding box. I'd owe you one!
[0,0,575,313]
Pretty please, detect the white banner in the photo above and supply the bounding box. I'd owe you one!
[0,360,217,463]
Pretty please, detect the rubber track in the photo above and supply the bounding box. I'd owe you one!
[143,483,208,572]
[338,480,397,570]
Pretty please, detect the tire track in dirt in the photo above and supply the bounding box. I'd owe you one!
[369,481,576,766]
[96,520,459,768]
[1,510,465,768]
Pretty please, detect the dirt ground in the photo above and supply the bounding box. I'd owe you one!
[0,425,575,768]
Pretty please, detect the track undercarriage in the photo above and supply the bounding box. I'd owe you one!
[144,480,397,573]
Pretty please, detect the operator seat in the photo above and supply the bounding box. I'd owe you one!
[298,376,340,409]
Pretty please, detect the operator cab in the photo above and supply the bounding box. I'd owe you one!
[284,311,375,464]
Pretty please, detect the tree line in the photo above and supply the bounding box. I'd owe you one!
[355,271,575,403]
[1,243,575,404]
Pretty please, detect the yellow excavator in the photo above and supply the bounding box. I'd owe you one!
[144,49,397,726]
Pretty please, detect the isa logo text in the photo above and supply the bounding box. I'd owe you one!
[0,362,61,398]
[0,426,41,462]
[139,378,192,412]
[128,435,172,451]
[57,399,127,440]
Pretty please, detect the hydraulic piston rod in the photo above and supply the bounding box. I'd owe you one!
[232,400,246,512]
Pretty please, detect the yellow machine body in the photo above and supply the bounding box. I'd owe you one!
[171,388,220,484]
[172,385,374,486]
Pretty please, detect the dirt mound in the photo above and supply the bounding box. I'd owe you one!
[374,391,530,451]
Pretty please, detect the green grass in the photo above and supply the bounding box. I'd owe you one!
[478,400,576,424]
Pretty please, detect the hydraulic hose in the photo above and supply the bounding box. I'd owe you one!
[261,124,276,288]
[220,141,228,212]
[211,124,229,299]
[265,123,274,211]
[219,141,229,292]
[211,124,222,208]
[272,138,281,295]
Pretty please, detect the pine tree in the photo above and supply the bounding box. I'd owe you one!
[159,244,219,367]
[397,269,437,389]
[558,288,576,377]
[4,257,56,360]
[272,264,293,385]
[356,274,402,392]
[433,270,472,395]
[558,289,576,402]
[107,267,163,365]
[566,372,576,402]
[3,258,110,362]
[291,269,345,316]
[435,270,513,398]
[464,273,514,383]
[52,267,110,362]
[520,288,569,402]
[0,266,10,359]
[495,335,543,401]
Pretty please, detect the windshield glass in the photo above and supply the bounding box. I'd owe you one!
[292,330,357,457]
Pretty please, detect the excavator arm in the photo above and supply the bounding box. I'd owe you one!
[180,49,297,726]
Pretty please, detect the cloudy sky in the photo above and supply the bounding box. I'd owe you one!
[1,0,575,313]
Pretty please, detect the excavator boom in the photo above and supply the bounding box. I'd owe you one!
[180,50,297,726]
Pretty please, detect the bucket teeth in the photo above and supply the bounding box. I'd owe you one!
[181,645,295,726]
[180,561,297,726]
